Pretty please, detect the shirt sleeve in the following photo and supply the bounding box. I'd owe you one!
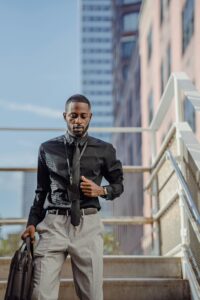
[102,144,124,200]
[27,144,50,227]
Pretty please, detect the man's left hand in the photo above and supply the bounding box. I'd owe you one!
[80,176,104,197]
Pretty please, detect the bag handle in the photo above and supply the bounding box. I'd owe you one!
[25,237,34,258]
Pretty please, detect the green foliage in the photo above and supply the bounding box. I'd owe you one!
[0,230,122,256]
[103,232,122,255]
[0,233,21,256]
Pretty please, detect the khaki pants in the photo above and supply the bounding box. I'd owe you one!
[31,212,104,300]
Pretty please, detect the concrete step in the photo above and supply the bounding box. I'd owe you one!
[0,278,190,300]
[0,255,182,280]
[103,256,182,279]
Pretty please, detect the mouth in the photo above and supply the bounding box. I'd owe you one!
[73,126,84,131]
[73,126,84,134]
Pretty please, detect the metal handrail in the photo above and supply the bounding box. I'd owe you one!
[166,149,200,227]
[0,166,151,173]
[144,124,176,190]
[0,126,151,133]
[0,216,153,226]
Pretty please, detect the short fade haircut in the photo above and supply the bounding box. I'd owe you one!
[65,94,91,112]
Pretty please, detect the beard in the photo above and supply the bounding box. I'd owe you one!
[68,122,90,137]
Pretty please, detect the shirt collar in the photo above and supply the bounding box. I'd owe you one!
[65,131,88,146]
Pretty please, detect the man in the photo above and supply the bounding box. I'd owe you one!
[22,94,124,300]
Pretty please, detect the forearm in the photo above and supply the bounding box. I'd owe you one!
[80,177,123,199]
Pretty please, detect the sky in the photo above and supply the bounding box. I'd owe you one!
[0,0,81,233]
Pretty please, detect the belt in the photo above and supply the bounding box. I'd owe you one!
[47,207,98,216]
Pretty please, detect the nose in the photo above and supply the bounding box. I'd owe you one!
[74,116,82,124]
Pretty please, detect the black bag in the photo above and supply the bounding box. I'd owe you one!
[4,237,34,300]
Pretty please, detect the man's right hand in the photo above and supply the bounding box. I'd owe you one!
[21,225,36,243]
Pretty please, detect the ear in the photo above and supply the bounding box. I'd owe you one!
[63,112,67,121]
[89,112,93,120]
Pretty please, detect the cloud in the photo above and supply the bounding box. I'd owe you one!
[0,99,62,119]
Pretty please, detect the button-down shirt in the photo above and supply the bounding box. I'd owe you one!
[27,133,124,227]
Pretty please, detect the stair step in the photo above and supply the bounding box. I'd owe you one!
[0,278,190,300]
[101,278,190,300]
[0,255,182,280]
[103,256,182,279]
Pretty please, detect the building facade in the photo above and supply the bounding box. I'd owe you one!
[112,0,141,121]
[140,0,200,165]
[112,0,142,254]
[80,0,113,142]
[139,0,200,251]
[22,172,37,218]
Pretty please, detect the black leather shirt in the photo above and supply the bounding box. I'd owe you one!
[27,133,124,227]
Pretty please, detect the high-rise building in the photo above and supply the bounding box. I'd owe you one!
[22,172,37,218]
[139,0,200,251]
[112,0,142,254]
[80,0,113,142]
[112,0,142,163]
[112,0,141,121]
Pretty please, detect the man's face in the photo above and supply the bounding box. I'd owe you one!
[63,102,92,137]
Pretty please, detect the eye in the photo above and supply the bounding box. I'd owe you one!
[70,113,77,119]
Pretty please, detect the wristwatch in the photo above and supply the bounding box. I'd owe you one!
[103,187,108,196]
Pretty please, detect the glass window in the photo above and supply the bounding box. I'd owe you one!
[122,0,141,4]
[167,45,171,79]
[160,46,171,97]
[122,12,139,32]
[82,59,111,64]
[92,111,112,117]
[83,48,111,54]
[83,90,112,96]
[148,90,154,125]
[83,5,111,11]
[160,61,164,96]
[83,80,112,85]
[122,65,129,80]
[160,0,165,24]
[128,95,133,121]
[83,27,111,33]
[82,37,111,43]
[182,0,195,53]
[121,40,135,59]
[184,98,196,132]
[147,26,152,62]
[128,143,134,165]
[82,16,111,22]
[83,69,112,75]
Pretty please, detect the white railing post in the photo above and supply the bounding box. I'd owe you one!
[150,130,160,255]
[174,76,189,277]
